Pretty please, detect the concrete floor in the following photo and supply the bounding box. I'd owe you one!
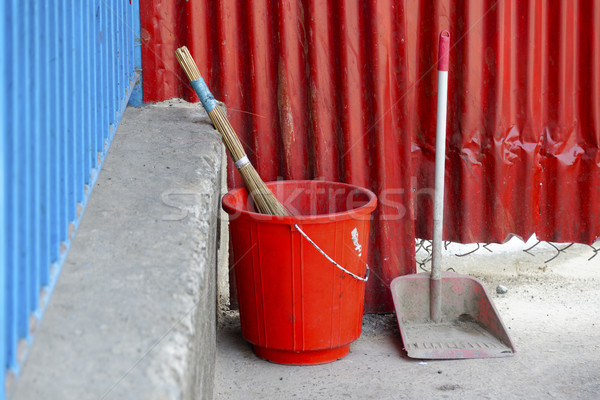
[215,239,600,399]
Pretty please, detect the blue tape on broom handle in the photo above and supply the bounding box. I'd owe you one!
[190,78,217,113]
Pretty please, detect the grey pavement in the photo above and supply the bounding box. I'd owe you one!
[216,240,600,399]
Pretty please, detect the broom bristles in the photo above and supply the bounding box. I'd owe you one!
[175,46,289,217]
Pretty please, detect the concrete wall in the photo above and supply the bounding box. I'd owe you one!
[10,102,222,400]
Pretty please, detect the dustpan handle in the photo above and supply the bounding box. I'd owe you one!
[431,30,450,323]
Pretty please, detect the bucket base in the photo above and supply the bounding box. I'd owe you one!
[253,344,351,365]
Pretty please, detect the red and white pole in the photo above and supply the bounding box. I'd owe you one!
[431,30,450,323]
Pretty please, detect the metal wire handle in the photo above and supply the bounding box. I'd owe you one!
[293,224,369,282]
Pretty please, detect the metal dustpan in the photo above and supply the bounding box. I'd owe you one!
[390,31,515,359]
[390,271,515,359]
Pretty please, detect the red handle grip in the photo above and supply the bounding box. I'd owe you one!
[438,30,450,71]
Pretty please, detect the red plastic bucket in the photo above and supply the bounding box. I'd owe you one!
[222,180,377,365]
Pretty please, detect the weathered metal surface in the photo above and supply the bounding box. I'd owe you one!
[140,0,600,312]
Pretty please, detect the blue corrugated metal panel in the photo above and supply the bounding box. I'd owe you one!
[0,1,5,398]
[1,1,139,397]
[129,0,144,106]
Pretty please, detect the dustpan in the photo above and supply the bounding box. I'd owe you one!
[390,31,515,359]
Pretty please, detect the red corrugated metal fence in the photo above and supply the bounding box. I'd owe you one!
[141,0,600,312]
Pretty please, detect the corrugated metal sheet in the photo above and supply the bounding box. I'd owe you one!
[0,2,6,396]
[141,0,600,312]
[1,1,139,396]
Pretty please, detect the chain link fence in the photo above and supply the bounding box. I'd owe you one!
[415,238,600,272]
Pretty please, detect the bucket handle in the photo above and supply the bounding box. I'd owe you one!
[293,224,369,282]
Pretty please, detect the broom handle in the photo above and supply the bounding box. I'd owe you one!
[431,30,450,323]
[175,46,288,216]
[175,47,247,163]
[190,78,248,161]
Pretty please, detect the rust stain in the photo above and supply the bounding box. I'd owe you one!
[140,28,151,44]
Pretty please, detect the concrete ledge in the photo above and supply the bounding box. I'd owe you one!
[11,102,222,400]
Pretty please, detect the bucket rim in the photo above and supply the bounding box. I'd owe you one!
[221,179,377,223]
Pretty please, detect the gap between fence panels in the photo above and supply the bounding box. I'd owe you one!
[415,234,600,277]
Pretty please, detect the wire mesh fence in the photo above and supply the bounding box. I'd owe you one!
[415,238,600,273]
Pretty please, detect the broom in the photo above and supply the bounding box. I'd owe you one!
[175,46,289,216]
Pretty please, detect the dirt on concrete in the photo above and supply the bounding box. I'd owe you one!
[215,239,600,399]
